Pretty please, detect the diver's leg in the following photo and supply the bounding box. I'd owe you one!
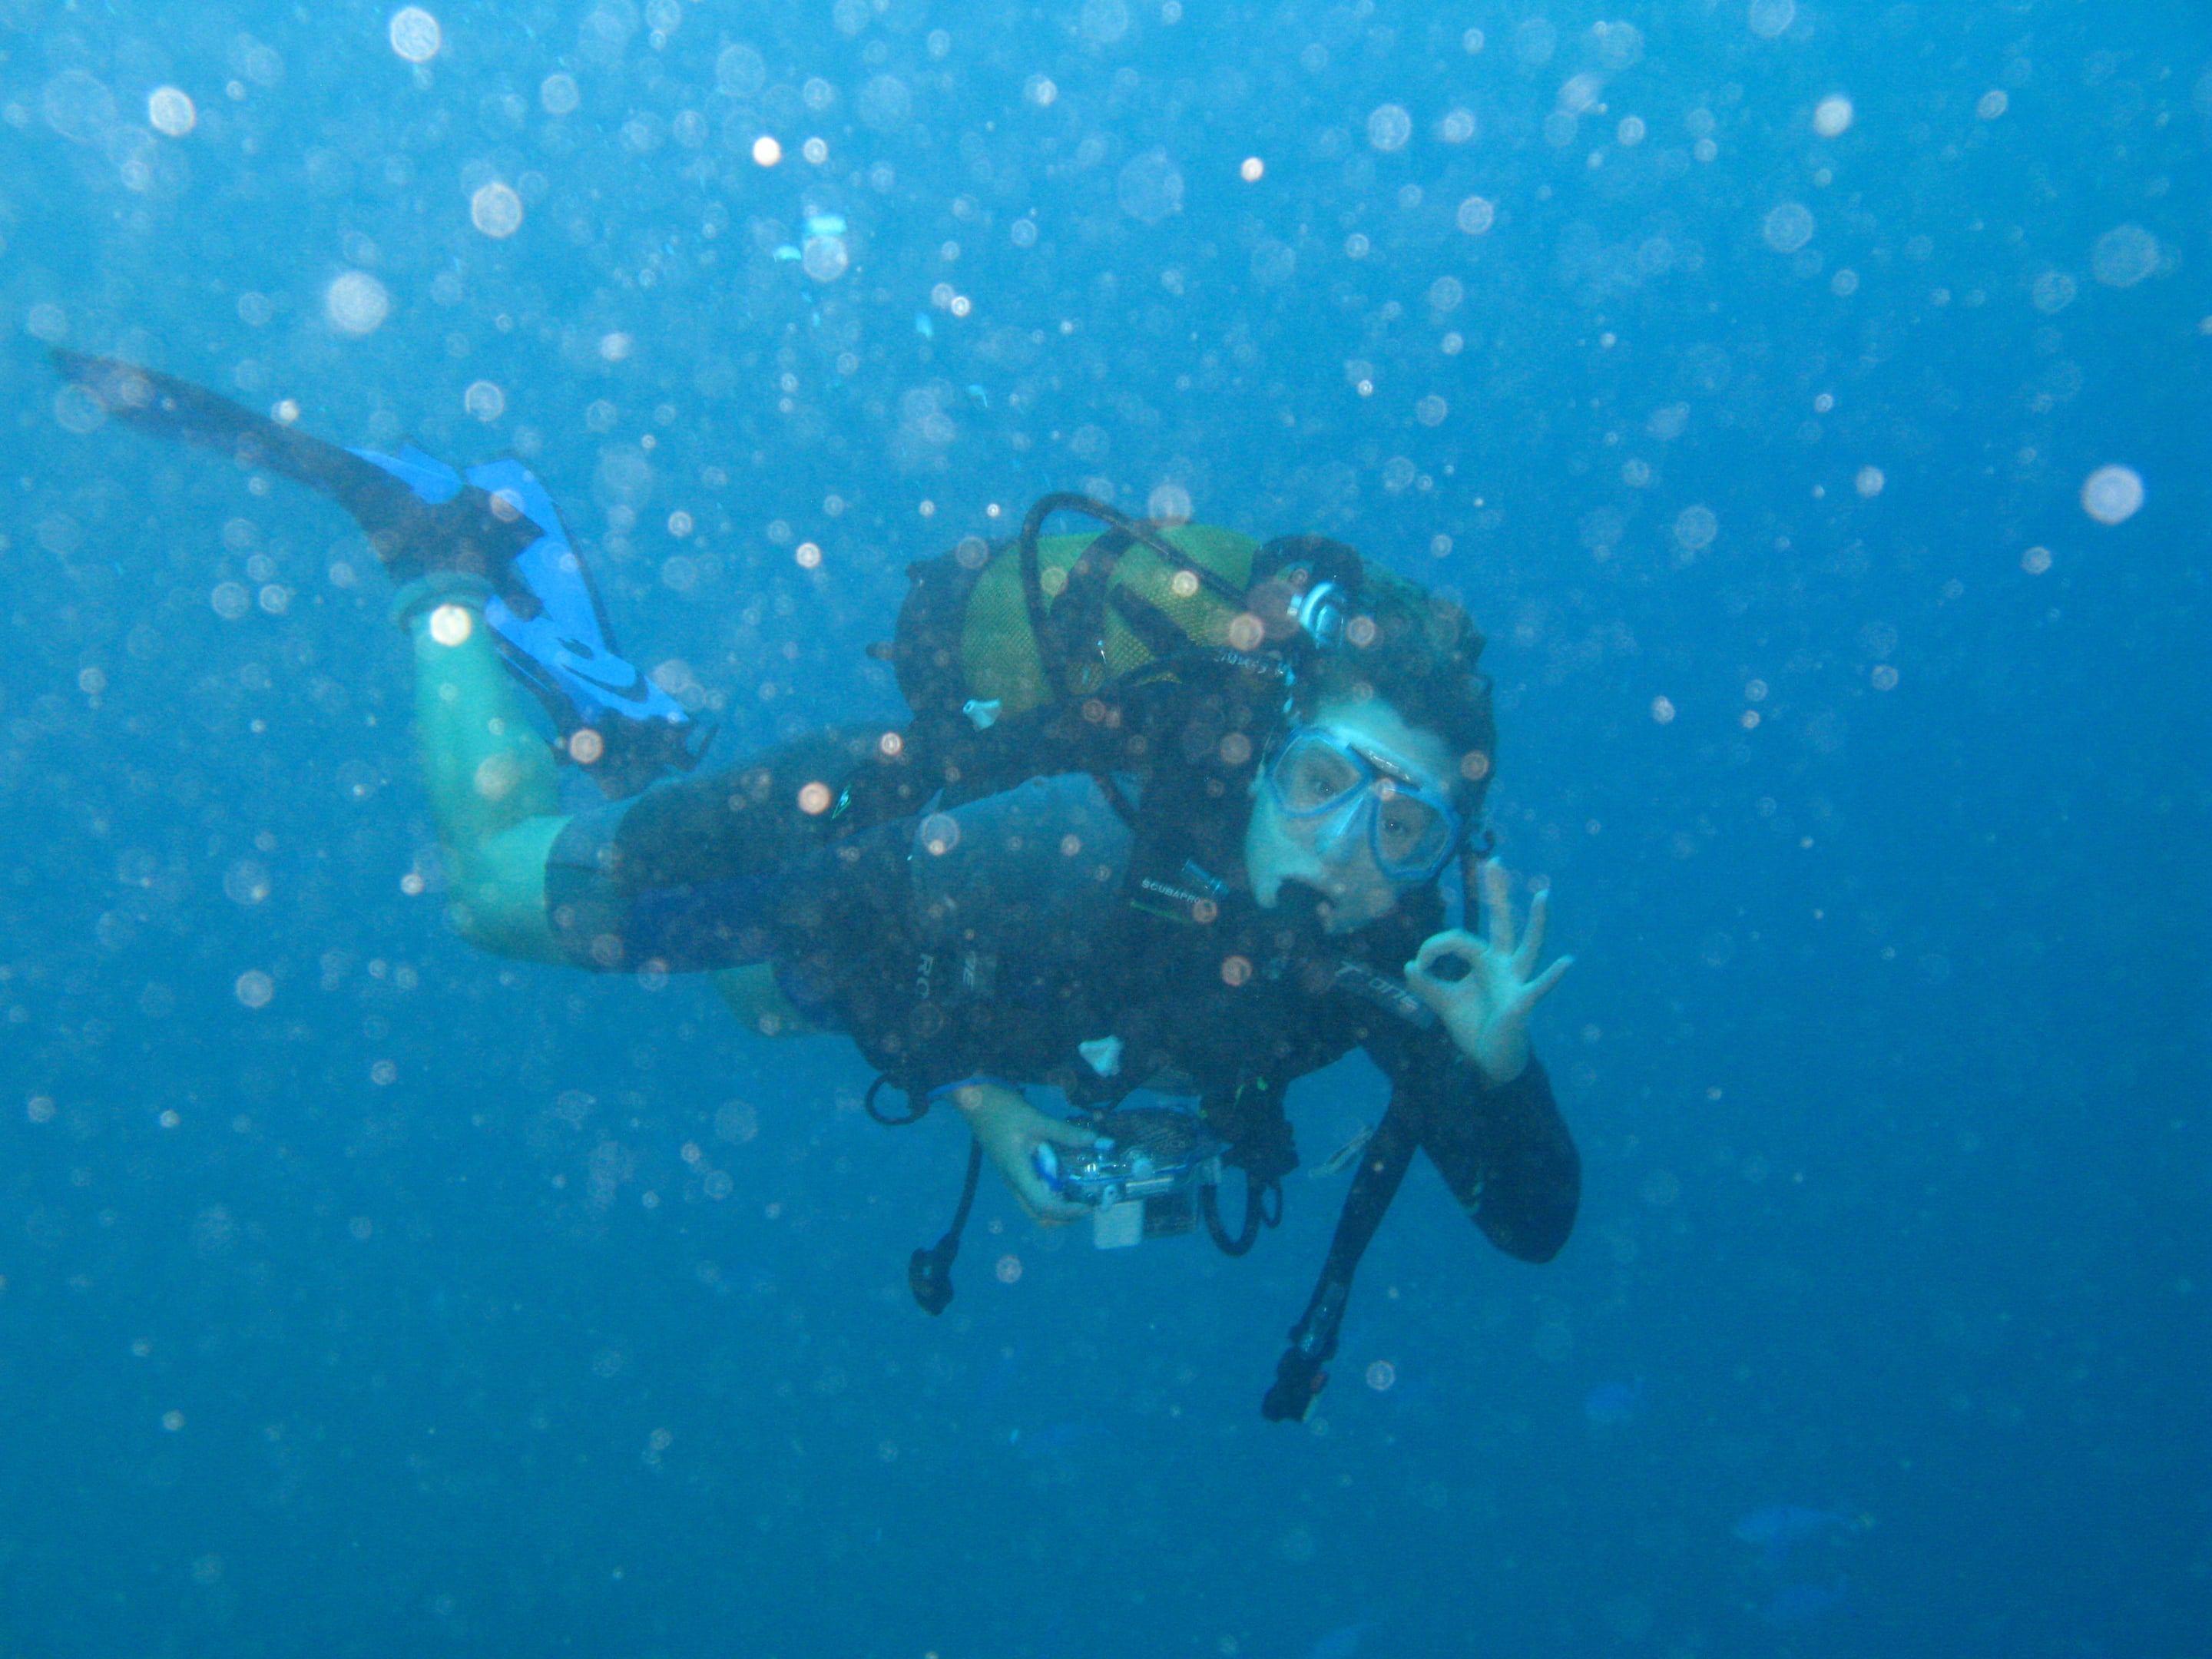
[402,583,571,962]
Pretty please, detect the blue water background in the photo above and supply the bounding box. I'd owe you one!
[1,2,2204,1654]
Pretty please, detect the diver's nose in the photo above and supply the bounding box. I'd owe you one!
[1316,799,1367,868]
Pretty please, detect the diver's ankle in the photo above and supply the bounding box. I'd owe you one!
[390,570,496,631]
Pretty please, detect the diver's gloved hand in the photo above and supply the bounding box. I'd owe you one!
[943,1081,1106,1227]
[1405,856,1573,1086]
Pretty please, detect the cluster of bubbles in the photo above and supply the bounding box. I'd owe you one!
[39,68,191,194]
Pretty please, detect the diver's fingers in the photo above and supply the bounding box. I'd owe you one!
[1034,1114,1112,1151]
[1409,929,1481,979]
[1520,955,1574,1007]
[1011,1167,1090,1225]
[1515,884,1551,974]
[1482,859,1518,957]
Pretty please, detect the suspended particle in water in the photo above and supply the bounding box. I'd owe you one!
[2090,224,2158,288]
[541,73,580,114]
[919,813,959,855]
[388,7,443,64]
[1117,149,1184,224]
[752,134,782,167]
[1365,1360,1397,1392]
[2079,465,2143,525]
[471,180,523,237]
[1763,202,1815,253]
[147,86,196,136]
[1148,482,1194,524]
[1854,465,1886,498]
[1456,196,1495,235]
[464,380,505,422]
[716,43,767,97]
[801,235,849,282]
[1747,0,1796,40]
[1240,156,1264,182]
[324,270,389,336]
[427,604,473,648]
[234,970,274,1009]
[1674,504,1718,551]
[1812,94,1853,137]
[1367,104,1412,152]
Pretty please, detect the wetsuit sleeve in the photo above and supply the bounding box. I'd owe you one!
[1363,1025,1580,1263]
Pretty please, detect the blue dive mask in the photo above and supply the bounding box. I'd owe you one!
[1263,727,1465,886]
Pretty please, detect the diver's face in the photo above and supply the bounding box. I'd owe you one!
[1244,697,1460,935]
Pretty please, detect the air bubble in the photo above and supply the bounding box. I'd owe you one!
[2090,224,2158,289]
[2080,465,2143,525]
[1673,505,1717,551]
[1747,0,1796,39]
[1366,104,1412,152]
[1117,149,1184,224]
[471,181,522,237]
[147,87,197,137]
[324,270,390,336]
[802,235,849,282]
[1763,203,1814,254]
[388,7,443,64]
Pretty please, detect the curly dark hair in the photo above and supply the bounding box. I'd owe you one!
[1283,557,1498,814]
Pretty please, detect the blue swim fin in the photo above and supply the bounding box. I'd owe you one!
[353,445,703,795]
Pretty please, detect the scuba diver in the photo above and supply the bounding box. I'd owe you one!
[54,350,1579,1422]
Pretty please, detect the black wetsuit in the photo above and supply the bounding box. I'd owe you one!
[540,655,1581,1414]
[47,347,1576,1418]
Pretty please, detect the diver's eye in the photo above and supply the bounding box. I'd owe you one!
[1376,800,1442,863]
[1281,744,1359,808]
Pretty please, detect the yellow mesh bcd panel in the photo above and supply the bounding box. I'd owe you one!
[959,525,1260,718]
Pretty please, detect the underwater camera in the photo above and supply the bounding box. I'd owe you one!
[1032,1105,1225,1250]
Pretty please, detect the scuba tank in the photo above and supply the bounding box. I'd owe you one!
[883,494,1366,743]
